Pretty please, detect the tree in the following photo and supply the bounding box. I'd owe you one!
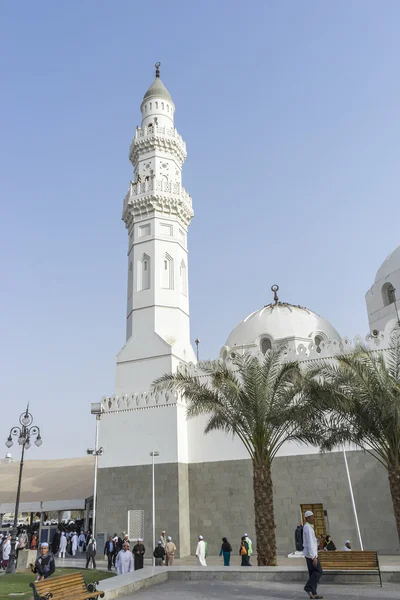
[305,327,400,542]
[153,347,316,566]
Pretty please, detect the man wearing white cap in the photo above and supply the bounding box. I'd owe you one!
[243,533,253,566]
[195,535,207,567]
[302,510,323,599]
[32,543,55,581]
[342,540,352,551]
[116,541,133,575]
[132,538,145,570]
[165,536,177,566]
[71,531,78,557]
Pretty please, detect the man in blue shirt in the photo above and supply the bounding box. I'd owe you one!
[104,536,116,571]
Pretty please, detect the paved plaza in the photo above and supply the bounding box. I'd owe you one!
[127,579,400,600]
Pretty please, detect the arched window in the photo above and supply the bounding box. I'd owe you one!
[314,335,324,354]
[161,102,164,110]
[161,253,174,289]
[382,282,396,306]
[167,104,169,112]
[155,102,158,109]
[145,104,148,113]
[260,338,272,354]
[138,254,150,291]
[180,260,187,296]
[150,102,152,110]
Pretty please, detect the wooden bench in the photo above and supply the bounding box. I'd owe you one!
[319,550,382,586]
[30,572,105,600]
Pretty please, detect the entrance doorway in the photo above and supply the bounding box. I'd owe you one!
[301,503,326,538]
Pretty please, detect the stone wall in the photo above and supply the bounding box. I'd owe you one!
[189,451,399,555]
[97,450,399,558]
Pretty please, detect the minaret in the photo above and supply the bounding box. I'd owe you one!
[117,64,196,393]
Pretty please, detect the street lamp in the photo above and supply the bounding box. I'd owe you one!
[4,405,42,574]
[90,402,104,541]
[149,451,159,566]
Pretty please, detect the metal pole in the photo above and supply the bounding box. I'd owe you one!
[152,451,155,567]
[6,443,25,574]
[92,415,100,539]
[343,445,363,550]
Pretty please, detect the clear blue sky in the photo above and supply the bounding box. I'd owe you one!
[1,1,399,459]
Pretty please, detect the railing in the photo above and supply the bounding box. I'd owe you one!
[123,178,192,212]
[130,126,186,154]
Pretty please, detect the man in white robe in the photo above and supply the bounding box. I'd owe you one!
[195,535,207,566]
[342,540,352,551]
[116,542,134,575]
[58,533,67,558]
[78,532,86,553]
[71,532,78,557]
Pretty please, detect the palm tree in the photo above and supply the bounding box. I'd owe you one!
[305,326,400,542]
[153,347,316,566]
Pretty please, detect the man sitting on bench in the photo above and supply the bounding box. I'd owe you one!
[32,543,55,581]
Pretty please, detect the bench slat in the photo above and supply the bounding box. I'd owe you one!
[31,572,104,600]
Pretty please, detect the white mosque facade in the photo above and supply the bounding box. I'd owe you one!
[96,67,400,556]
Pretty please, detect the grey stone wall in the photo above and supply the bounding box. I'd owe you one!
[189,452,399,555]
[96,463,184,555]
[97,451,399,558]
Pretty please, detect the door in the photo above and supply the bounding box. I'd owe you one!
[301,503,326,538]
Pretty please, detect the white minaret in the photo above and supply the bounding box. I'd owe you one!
[117,63,196,394]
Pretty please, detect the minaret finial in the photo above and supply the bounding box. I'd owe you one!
[271,284,279,304]
[155,62,161,78]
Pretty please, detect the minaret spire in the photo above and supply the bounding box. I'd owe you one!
[155,62,161,78]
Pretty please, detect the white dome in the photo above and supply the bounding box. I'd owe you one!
[225,302,341,350]
[374,245,400,283]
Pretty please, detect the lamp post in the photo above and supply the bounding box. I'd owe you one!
[149,451,159,566]
[89,403,104,541]
[5,405,42,574]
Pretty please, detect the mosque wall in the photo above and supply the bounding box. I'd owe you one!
[188,450,398,555]
[96,450,398,557]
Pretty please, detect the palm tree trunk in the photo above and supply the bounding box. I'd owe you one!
[388,466,400,543]
[252,459,277,566]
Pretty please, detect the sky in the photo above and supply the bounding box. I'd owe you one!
[1,1,399,459]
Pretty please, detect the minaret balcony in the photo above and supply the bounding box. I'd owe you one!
[122,178,193,227]
[129,126,187,162]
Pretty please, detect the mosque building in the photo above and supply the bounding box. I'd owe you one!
[96,65,400,556]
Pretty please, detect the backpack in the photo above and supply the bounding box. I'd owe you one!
[295,525,304,551]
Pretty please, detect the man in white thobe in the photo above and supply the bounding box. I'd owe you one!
[195,535,207,567]
[116,542,134,575]
[342,540,352,551]
[78,532,86,553]
[71,533,78,557]
[58,533,67,558]
[302,510,323,599]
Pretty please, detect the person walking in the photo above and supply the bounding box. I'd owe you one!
[85,537,96,569]
[160,531,167,549]
[165,536,177,566]
[71,532,78,557]
[32,543,55,581]
[51,530,60,556]
[78,531,86,553]
[132,538,145,570]
[1,535,11,569]
[153,541,165,566]
[303,510,323,600]
[104,536,116,571]
[240,536,250,566]
[116,542,134,575]
[195,535,207,566]
[58,532,67,558]
[243,533,253,566]
[219,537,232,566]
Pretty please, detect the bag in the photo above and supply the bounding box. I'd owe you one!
[240,544,247,555]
